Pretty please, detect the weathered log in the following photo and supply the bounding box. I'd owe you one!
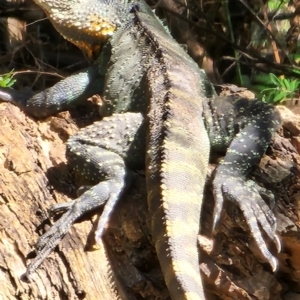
[0,101,300,300]
[0,104,119,299]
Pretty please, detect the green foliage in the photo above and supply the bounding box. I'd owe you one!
[252,73,300,104]
[0,70,16,88]
[267,0,289,10]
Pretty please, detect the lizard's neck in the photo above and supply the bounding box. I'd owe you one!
[32,0,139,57]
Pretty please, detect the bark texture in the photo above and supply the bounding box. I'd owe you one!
[0,104,120,300]
[0,102,300,300]
[1,0,300,299]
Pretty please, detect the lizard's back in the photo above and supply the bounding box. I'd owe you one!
[19,0,214,298]
[106,3,213,299]
[0,0,281,299]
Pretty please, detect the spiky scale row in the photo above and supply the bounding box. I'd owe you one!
[0,0,281,299]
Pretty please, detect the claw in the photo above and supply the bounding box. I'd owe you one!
[213,173,280,272]
[212,179,224,232]
[270,256,278,272]
[212,203,222,232]
[274,234,281,253]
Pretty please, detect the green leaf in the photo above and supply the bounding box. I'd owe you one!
[281,79,286,88]
[0,70,16,88]
[269,73,282,86]
[273,91,289,102]
[6,79,16,87]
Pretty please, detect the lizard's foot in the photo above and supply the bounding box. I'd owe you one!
[30,187,113,256]
[48,200,76,215]
[212,173,280,271]
[23,177,125,279]
[23,200,84,280]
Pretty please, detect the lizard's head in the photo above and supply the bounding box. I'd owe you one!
[33,0,129,58]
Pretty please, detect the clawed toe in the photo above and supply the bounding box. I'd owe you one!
[50,200,76,215]
[213,174,280,270]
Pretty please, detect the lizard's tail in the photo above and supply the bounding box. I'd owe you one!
[147,85,209,300]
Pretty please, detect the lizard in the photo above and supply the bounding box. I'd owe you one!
[0,0,281,299]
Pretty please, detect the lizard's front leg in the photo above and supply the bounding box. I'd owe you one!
[204,96,281,271]
[24,112,145,279]
[0,43,112,117]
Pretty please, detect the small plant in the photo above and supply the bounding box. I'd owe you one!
[267,0,289,11]
[0,70,16,88]
[252,73,300,104]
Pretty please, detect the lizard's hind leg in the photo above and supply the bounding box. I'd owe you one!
[24,112,145,279]
[209,96,281,271]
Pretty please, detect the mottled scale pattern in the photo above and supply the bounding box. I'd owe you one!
[205,96,281,271]
[0,66,105,117]
[0,0,282,299]
[26,112,145,275]
[34,0,129,57]
[128,4,211,299]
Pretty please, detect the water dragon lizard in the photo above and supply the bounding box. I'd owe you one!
[0,0,281,299]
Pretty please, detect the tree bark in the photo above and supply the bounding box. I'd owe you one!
[1,1,300,299]
[1,102,300,300]
[0,104,120,299]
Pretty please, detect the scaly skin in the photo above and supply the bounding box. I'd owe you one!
[133,5,211,298]
[26,1,211,298]
[0,0,281,299]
